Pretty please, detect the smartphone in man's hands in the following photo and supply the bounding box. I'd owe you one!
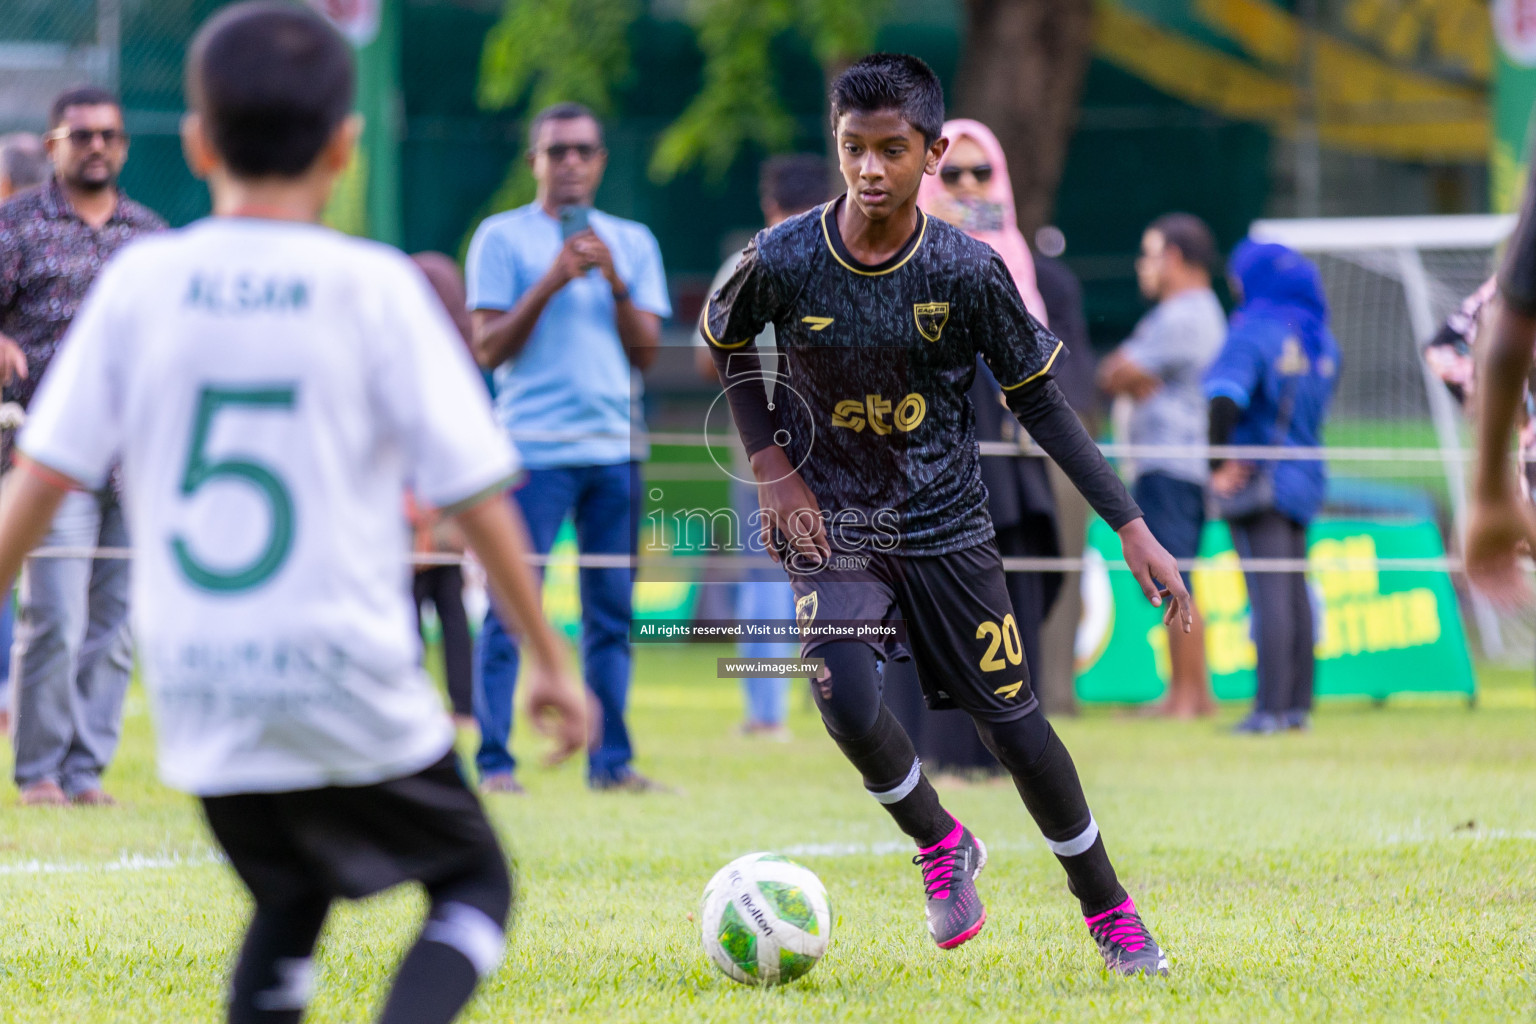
[559,205,591,240]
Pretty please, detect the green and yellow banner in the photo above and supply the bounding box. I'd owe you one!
[1495,0,1536,209]
[1075,517,1475,703]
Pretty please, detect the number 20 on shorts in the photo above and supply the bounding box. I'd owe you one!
[976,617,1026,687]
[976,615,1025,699]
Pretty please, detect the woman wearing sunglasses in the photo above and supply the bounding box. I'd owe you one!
[882,120,1065,776]
[920,119,1048,323]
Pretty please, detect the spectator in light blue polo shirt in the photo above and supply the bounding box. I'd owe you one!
[466,102,671,793]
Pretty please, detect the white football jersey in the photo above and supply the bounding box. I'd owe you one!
[20,218,518,796]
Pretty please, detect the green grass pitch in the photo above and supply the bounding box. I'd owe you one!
[2,644,1534,1022]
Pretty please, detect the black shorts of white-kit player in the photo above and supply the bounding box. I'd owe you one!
[789,540,1039,722]
[202,754,512,1024]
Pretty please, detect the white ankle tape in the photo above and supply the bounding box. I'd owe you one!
[424,902,506,977]
[870,758,922,805]
[1044,815,1099,858]
[252,957,314,1012]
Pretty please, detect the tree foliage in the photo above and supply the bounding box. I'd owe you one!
[473,0,1096,234]
[954,0,1095,235]
[477,0,885,189]
[649,0,886,182]
[477,0,640,118]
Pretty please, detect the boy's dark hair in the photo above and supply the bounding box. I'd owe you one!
[828,53,944,145]
[1149,212,1219,276]
[186,1,355,179]
[759,154,833,216]
[527,102,603,151]
[49,86,119,128]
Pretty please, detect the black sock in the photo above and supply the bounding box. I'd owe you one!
[811,644,954,848]
[377,912,487,1024]
[228,897,330,1024]
[980,710,1128,916]
[378,847,513,1024]
[829,705,954,848]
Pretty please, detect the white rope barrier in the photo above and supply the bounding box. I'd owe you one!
[514,428,1485,464]
[3,417,1504,576]
[21,545,1496,575]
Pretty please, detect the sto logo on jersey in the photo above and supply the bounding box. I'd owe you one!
[831,393,927,434]
[913,302,949,342]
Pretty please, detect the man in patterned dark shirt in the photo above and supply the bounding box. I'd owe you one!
[703,54,1186,975]
[0,86,164,807]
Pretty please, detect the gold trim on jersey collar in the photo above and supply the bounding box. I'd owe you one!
[820,201,928,277]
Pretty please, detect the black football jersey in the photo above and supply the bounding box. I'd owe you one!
[703,197,1063,555]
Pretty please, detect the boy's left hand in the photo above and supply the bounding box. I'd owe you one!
[1117,517,1193,632]
[1466,490,1536,608]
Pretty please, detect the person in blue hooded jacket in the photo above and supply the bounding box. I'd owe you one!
[1205,240,1339,734]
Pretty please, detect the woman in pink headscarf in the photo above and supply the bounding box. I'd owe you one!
[917,118,1048,324]
[885,119,1066,774]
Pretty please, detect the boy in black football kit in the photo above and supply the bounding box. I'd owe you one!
[703,55,1189,975]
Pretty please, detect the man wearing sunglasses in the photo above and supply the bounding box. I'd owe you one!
[0,86,164,807]
[466,102,671,794]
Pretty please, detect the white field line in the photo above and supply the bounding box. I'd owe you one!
[4,827,1535,878]
[781,837,1038,859]
[1379,828,1536,844]
[0,850,225,877]
[784,829,1536,860]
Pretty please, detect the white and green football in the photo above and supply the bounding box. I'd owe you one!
[700,852,832,986]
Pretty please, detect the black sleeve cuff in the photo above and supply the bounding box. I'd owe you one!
[709,343,777,458]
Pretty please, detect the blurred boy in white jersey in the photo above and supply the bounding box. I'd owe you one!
[0,4,585,1023]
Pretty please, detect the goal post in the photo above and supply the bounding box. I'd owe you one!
[1248,214,1517,658]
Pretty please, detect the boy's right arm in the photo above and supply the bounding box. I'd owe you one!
[701,241,828,564]
[454,491,586,765]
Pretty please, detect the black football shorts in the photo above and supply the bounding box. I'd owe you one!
[786,539,1039,723]
[201,752,504,905]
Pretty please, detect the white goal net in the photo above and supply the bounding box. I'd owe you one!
[1249,214,1517,659]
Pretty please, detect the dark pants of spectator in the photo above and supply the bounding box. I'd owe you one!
[413,565,473,719]
[475,462,641,786]
[883,523,1051,775]
[1132,472,1206,588]
[1229,510,1314,715]
[12,486,132,795]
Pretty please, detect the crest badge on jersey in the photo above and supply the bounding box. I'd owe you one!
[913,302,950,343]
[1278,336,1311,376]
[796,592,818,631]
